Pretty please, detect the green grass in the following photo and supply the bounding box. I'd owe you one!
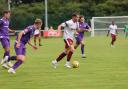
[0,36,128,89]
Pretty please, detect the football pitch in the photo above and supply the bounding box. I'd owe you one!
[0,36,128,89]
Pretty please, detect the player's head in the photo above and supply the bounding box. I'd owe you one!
[3,10,11,19]
[112,21,115,25]
[34,18,42,29]
[72,13,79,22]
[79,15,85,22]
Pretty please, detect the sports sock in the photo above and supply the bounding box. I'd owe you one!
[56,52,66,62]
[67,51,73,62]
[3,51,10,58]
[81,44,85,55]
[8,56,17,62]
[12,60,23,70]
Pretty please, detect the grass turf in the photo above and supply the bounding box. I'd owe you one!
[0,36,128,89]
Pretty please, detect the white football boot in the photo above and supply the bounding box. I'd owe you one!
[82,54,86,58]
[8,68,16,74]
[64,62,71,68]
[1,56,8,65]
[7,61,13,67]
[2,63,10,69]
[52,60,58,69]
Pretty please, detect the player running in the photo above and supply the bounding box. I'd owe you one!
[34,28,42,46]
[107,21,118,47]
[75,15,91,58]
[52,13,79,68]
[0,10,15,68]
[7,19,42,74]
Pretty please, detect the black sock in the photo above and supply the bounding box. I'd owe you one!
[8,56,17,62]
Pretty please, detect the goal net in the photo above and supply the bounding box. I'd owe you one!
[90,16,128,37]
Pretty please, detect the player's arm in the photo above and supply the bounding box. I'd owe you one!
[107,26,110,36]
[28,39,38,50]
[116,26,118,35]
[38,28,42,37]
[57,21,69,30]
[79,27,92,32]
[78,23,92,32]
[16,31,24,48]
[16,28,30,48]
[116,29,118,35]
[8,28,15,33]
[87,27,92,32]
[0,20,3,28]
[57,23,65,30]
[107,30,110,37]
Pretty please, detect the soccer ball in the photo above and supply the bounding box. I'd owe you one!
[72,61,79,68]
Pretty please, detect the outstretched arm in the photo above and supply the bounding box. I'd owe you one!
[28,39,38,50]
[107,30,110,37]
[8,28,15,33]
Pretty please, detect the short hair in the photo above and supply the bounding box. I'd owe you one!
[79,15,84,20]
[72,13,79,17]
[79,15,84,19]
[79,15,84,22]
[3,10,11,15]
[34,18,42,24]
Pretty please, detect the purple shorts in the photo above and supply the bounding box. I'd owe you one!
[14,42,26,56]
[75,36,83,44]
[0,38,10,48]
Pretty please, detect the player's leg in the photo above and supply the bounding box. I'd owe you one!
[34,35,37,46]
[0,39,13,68]
[80,39,86,58]
[52,49,68,69]
[111,34,116,47]
[65,39,75,68]
[1,46,10,69]
[52,39,69,68]
[1,39,10,62]
[8,43,26,74]
[74,37,80,49]
[8,55,25,74]
[125,32,128,38]
[38,35,42,46]
[8,56,17,62]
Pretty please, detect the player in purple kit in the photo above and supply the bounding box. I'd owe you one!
[75,15,91,58]
[0,10,15,68]
[7,19,42,74]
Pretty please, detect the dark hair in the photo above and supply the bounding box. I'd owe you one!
[3,10,11,15]
[79,15,84,19]
[79,15,84,22]
[72,13,79,17]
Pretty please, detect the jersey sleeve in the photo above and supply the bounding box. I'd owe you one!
[85,23,90,29]
[0,19,4,28]
[22,28,31,34]
[61,20,70,27]
[61,22,66,27]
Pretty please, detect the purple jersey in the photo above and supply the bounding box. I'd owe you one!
[16,25,36,45]
[77,22,90,38]
[0,18,9,39]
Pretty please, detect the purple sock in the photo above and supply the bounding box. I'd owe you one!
[81,44,85,55]
[3,51,10,58]
[12,60,23,70]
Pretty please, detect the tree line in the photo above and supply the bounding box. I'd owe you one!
[0,0,128,29]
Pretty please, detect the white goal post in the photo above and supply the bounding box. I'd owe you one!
[91,16,128,37]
